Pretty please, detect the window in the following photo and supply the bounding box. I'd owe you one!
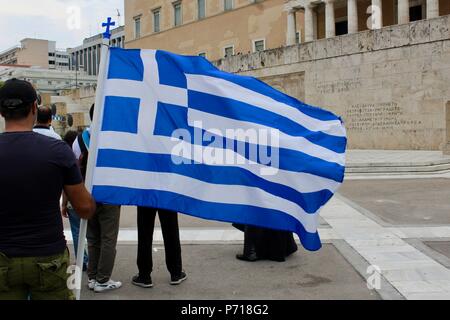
[253,39,265,52]
[174,2,182,26]
[134,16,141,39]
[224,46,234,58]
[198,0,206,19]
[296,31,300,44]
[198,52,206,58]
[335,20,348,36]
[410,5,423,22]
[224,0,233,11]
[153,9,161,32]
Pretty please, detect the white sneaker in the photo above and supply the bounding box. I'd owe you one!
[88,279,96,290]
[94,279,122,293]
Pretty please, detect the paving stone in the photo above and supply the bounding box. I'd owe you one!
[338,179,450,225]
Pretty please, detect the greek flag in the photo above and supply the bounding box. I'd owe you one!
[91,48,347,251]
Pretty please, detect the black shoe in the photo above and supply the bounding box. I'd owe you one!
[132,274,153,288]
[236,241,258,262]
[236,252,259,262]
[170,271,187,285]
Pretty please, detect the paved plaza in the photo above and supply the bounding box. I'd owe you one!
[64,151,450,300]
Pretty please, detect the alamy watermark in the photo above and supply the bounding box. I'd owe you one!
[367,265,382,290]
[170,121,280,176]
[67,265,82,290]
[367,5,382,30]
[66,6,81,30]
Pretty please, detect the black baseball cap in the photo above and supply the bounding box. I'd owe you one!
[0,78,38,110]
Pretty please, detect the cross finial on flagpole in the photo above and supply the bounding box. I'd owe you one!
[102,17,116,39]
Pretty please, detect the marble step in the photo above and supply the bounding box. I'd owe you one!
[346,162,450,174]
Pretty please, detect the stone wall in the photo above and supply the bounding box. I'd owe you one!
[215,15,450,151]
[51,86,95,134]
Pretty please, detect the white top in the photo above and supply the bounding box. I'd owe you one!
[72,127,90,160]
[72,138,82,160]
[33,126,62,140]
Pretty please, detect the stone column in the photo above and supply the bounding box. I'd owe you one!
[93,46,97,75]
[398,0,410,25]
[347,0,358,34]
[97,44,101,69]
[445,101,450,155]
[371,0,383,29]
[325,0,335,38]
[89,47,94,76]
[427,0,439,19]
[304,5,314,42]
[286,9,297,46]
[83,49,87,73]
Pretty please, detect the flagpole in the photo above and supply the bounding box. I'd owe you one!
[75,18,113,300]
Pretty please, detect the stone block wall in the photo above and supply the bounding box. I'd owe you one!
[215,15,450,150]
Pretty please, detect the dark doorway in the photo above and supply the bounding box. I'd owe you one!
[336,20,348,36]
[410,5,423,21]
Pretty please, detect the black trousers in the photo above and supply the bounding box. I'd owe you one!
[137,207,182,277]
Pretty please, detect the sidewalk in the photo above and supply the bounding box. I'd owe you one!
[71,188,450,300]
[80,243,380,300]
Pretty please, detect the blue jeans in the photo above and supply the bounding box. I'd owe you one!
[68,208,89,268]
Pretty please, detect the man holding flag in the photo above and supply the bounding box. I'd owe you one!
[0,79,96,300]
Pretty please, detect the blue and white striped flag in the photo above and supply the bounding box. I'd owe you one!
[90,48,347,251]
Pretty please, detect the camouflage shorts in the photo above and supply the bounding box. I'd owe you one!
[0,249,74,300]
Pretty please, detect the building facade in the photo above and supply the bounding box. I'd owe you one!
[0,67,96,133]
[0,66,97,94]
[286,0,450,42]
[125,0,304,61]
[125,0,450,61]
[0,38,69,70]
[68,26,125,76]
